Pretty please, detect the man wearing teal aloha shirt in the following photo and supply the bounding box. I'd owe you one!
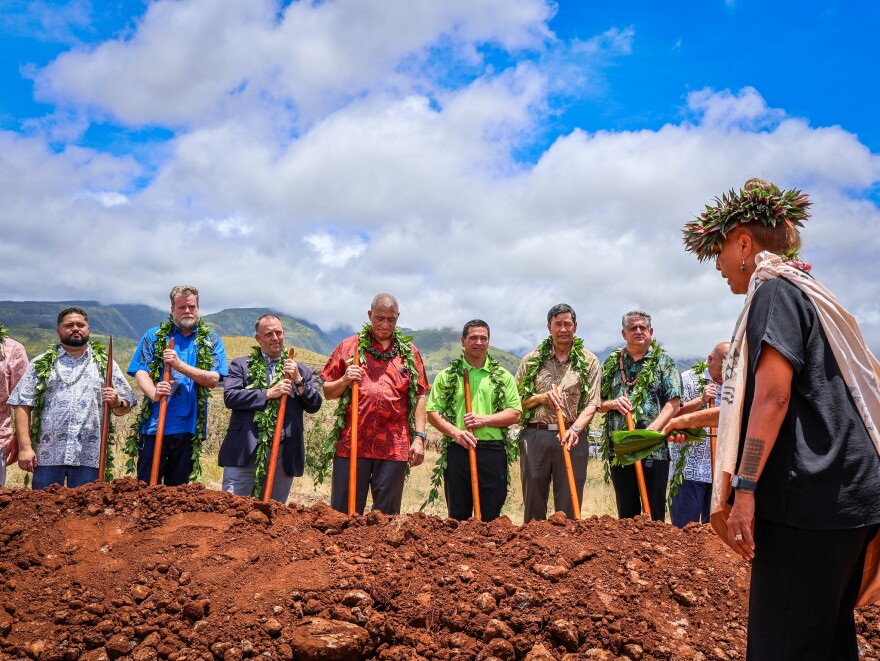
[598,310,681,521]
[426,320,522,522]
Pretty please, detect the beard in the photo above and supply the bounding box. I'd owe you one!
[62,332,89,347]
[176,316,198,332]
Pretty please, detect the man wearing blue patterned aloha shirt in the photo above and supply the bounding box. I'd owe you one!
[668,342,729,527]
[598,310,682,522]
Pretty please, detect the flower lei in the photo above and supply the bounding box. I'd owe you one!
[246,346,286,497]
[314,323,421,485]
[599,339,667,473]
[28,342,112,486]
[517,337,593,427]
[668,360,710,504]
[124,316,214,481]
[421,353,518,508]
[682,184,811,262]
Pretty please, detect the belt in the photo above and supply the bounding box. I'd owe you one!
[527,422,570,431]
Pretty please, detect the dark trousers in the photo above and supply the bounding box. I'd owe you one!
[32,465,98,489]
[747,518,878,661]
[330,456,408,515]
[670,479,712,527]
[610,459,669,522]
[136,433,195,486]
[519,427,588,522]
[444,441,507,522]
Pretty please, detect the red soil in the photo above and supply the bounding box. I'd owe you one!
[1,479,879,660]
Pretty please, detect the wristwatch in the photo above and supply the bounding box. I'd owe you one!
[569,424,581,434]
[730,475,758,492]
[413,431,428,441]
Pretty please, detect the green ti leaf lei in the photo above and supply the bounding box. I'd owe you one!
[124,316,214,482]
[516,336,594,427]
[599,339,667,475]
[314,323,421,485]
[667,360,710,506]
[0,323,9,346]
[421,353,519,509]
[28,342,112,487]
[682,184,811,262]
[246,346,286,498]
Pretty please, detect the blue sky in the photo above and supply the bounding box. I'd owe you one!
[1,0,878,355]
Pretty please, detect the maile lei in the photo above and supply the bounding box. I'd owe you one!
[314,323,420,484]
[0,323,9,347]
[599,339,666,477]
[421,354,518,508]
[124,316,214,481]
[246,346,286,497]
[28,342,113,485]
[667,360,710,505]
[517,336,594,427]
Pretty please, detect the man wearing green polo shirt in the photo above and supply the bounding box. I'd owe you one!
[426,320,522,521]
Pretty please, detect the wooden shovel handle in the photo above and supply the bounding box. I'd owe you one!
[150,337,175,486]
[463,367,482,521]
[98,336,113,483]
[348,350,360,515]
[263,348,295,502]
[552,384,580,520]
[626,411,652,518]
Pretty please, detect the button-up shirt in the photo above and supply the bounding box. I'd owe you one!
[515,343,601,425]
[668,368,720,483]
[9,345,136,468]
[601,346,682,461]
[0,337,28,453]
[320,333,429,462]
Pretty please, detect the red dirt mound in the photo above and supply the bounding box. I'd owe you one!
[1,479,879,660]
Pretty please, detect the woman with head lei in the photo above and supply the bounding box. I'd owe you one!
[682,178,880,660]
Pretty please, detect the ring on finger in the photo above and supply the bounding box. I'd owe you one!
[734,533,743,541]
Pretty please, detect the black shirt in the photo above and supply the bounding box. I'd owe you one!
[740,278,880,529]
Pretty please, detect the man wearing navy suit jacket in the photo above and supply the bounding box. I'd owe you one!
[219,314,322,502]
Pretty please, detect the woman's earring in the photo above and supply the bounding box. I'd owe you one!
[740,257,746,272]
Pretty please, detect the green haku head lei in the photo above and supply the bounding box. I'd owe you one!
[682,183,811,262]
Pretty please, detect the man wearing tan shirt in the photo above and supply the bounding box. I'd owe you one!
[516,304,601,522]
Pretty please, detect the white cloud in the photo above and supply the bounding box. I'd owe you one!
[85,191,129,207]
[305,232,367,268]
[33,0,554,127]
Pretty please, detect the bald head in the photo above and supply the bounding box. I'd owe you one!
[370,293,399,312]
[707,341,731,383]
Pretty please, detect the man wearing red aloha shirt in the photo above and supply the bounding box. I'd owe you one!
[321,293,429,514]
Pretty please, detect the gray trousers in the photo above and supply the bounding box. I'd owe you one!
[0,455,5,488]
[222,460,294,504]
[519,426,588,522]
[330,456,407,515]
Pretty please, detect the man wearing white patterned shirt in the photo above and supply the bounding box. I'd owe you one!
[668,341,729,527]
[10,307,136,489]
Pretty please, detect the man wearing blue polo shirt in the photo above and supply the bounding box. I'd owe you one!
[128,285,228,485]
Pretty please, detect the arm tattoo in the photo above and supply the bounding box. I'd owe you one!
[738,437,764,479]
